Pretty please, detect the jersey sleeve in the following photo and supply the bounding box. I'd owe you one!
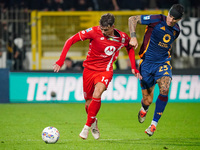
[56,27,95,67]
[56,33,81,67]
[141,15,161,25]
[78,27,94,41]
[124,34,138,71]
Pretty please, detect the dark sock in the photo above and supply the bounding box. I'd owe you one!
[153,94,168,122]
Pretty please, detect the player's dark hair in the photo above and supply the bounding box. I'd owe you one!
[169,4,184,19]
[99,13,115,27]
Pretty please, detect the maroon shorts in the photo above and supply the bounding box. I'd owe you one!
[83,68,113,100]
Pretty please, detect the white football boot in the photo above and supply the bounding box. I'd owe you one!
[145,124,156,136]
[138,107,148,123]
[91,118,100,139]
[79,125,90,140]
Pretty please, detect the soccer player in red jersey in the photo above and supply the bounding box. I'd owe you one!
[53,13,142,140]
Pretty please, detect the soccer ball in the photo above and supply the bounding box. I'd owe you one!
[42,126,60,144]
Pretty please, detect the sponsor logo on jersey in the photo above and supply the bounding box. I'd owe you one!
[104,46,116,56]
[86,28,92,32]
[143,16,150,20]
[100,37,104,40]
[163,72,169,75]
[160,26,165,31]
[81,30,85,34]
[163,34,171,43]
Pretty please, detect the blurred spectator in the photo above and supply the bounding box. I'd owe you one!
[43,0,54,11]
[13,37,25,70]
[27,0,46,11]
[62,0,74,11]
[3,0,28,10]
[112,0,120,10]
[191,0,200,17]
[44,0,74,11]
[113,0,145,10]
[6,40,13,70]
[96,0,133,11]
[64,57,83,71]
[6,37,25,70]
[155,0,178,9]
[96,0,114,10]
[143,0,159,10]
[64,57,74,70]
[71,0,93,11]
[53,0,65,11]
[2,0,46,11]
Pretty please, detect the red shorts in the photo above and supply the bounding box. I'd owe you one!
[83,68,113,100]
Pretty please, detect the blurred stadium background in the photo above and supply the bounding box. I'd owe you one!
[0,0,199,103]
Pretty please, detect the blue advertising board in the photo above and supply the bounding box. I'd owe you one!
[0,69,9,103]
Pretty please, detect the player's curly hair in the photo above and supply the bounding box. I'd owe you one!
[99,13,115,27]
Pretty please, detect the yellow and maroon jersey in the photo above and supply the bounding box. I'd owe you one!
[139,14,180,63]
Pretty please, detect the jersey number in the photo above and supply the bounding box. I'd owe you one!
[159,65,168,72]
[101,76,108,85]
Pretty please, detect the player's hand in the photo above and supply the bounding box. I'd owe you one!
[129,37,138,49]
[53,63,61,72]
[132,69,142,80]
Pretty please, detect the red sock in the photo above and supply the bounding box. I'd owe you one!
[85,104,88,114]
[86,97,101,127]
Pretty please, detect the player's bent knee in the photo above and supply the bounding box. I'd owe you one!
[143,98,153,106]
[85,99,92,106]
[93,92,102,98]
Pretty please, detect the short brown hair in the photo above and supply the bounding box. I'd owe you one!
[99,13,115,27]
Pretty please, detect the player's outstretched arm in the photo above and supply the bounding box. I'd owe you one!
[126,46,142,80]
[128,15,141,49]
[53,33,81,72]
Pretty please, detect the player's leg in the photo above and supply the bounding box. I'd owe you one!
[85,99,92,114]
[80,83,106,140]
[87,70,113,139]
[138,86,155,123]
[138,61,155,123]
[86,82,106,140]
[145,63,172,136]
[80,69,112,139]
[79,68,95,139]
[154,76,171,124]
[86,82,106,127]
[145,76,171,136]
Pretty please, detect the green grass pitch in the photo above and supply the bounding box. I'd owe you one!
[0,103,200,150]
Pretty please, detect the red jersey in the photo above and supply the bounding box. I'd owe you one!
[56,26,137,72]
